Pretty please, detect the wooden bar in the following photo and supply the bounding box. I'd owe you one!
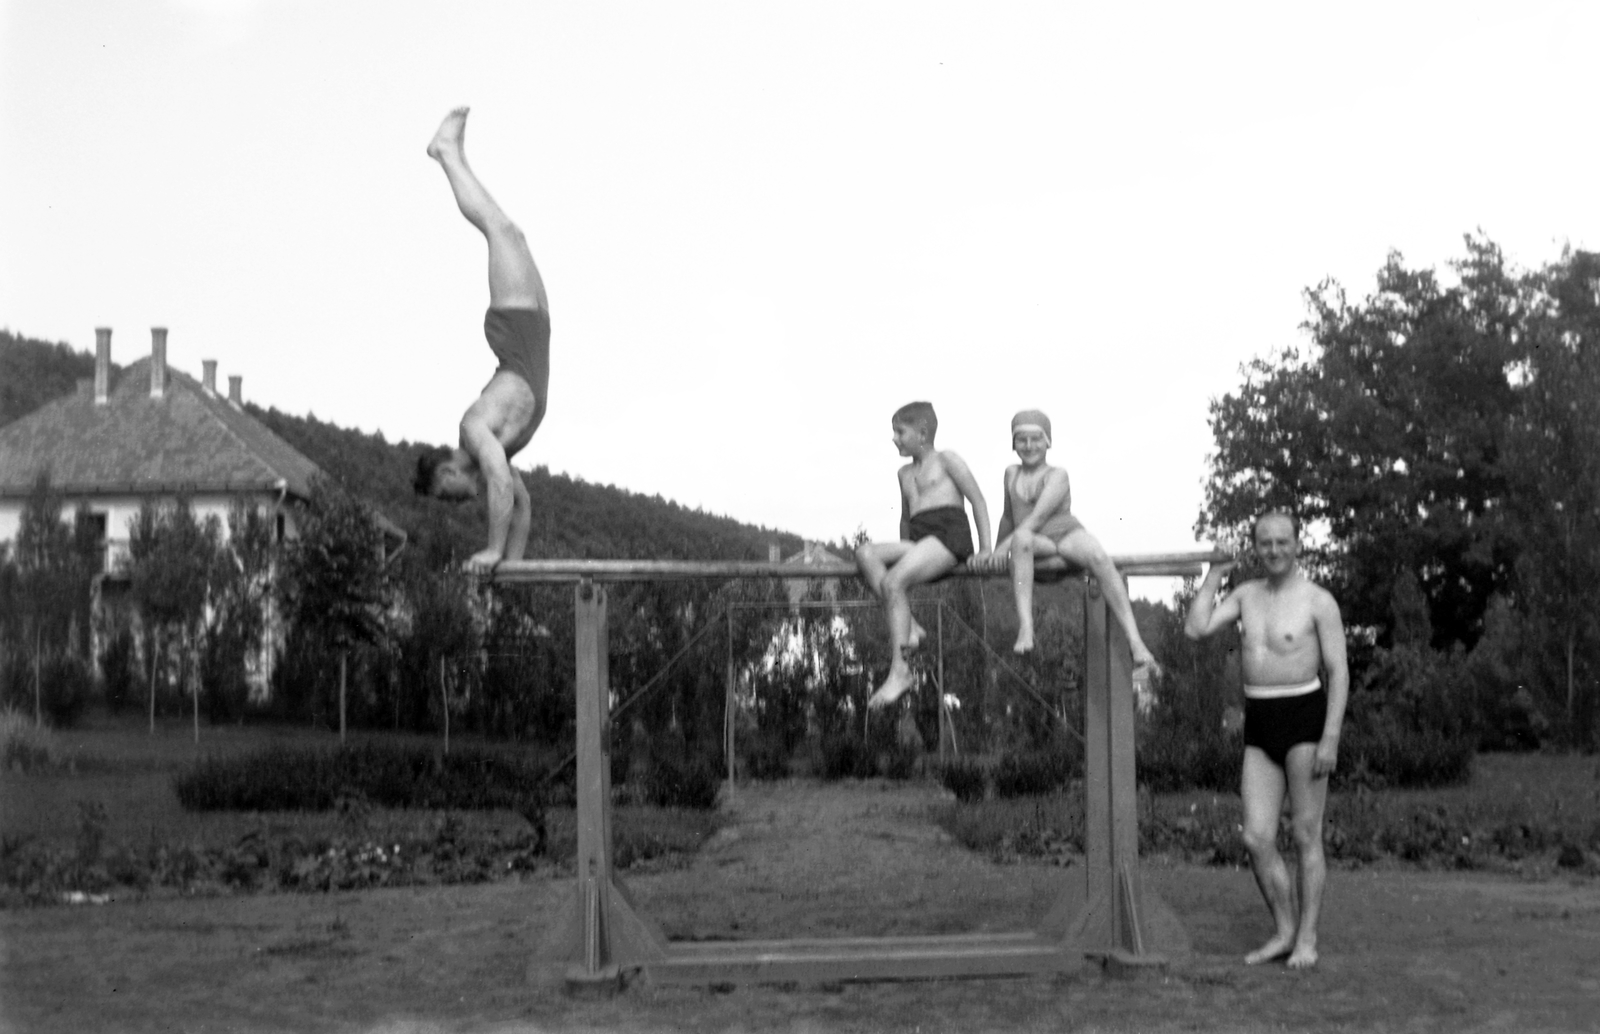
[488,551,1224,584]
[647,932,1076,985]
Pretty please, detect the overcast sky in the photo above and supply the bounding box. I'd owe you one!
[4,1,1597,595]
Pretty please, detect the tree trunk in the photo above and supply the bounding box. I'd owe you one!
[34,624,42,728]
[191,632,200,746]
[148,629,159,735]
[441,655,449,756]
[339,651,347,746]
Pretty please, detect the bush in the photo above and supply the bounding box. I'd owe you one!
[172,742,560,812]
[1137,726,1242,793]
[939,758,987,802]
[737,729,792,781]
[100,627,140,715]
[1,706,56,772]
[817,732,875,780]
[1337,722,1475,791]
[993,741,1081,799]
[639,745,721,810]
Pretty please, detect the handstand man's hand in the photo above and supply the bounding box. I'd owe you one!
[463,548,504,574]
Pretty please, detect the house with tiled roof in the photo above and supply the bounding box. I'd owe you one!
[0,326,404,695]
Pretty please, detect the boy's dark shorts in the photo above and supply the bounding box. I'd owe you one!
[1244,688,1328,768]
[908,505,974,563]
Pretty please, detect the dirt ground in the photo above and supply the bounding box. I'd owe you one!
[4,779,1598,1034]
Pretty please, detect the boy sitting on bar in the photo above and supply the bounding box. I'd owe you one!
[855,401,992,708]
[971,409,1160,673]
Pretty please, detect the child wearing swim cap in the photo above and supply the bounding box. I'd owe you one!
[854,402,993,708]
[971,409,1161,673]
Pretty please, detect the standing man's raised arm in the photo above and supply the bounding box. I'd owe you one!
[1185,560,1240,640]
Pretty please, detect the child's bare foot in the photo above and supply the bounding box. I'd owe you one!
[428,107,470,161]
[869,668,913,709]
[906,621,927,653]
[1013,629,1035,655]
[1285,941,1318,970]
[1244,931,1295,966]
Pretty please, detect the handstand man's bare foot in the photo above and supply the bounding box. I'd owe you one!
[428,106,469,161]
[1244,930,1296,966]
[1285,940,1318,970]
[869,666,913,709]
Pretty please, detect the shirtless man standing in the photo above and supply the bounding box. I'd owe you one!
[1184,511,1349,969]
[413,107,549,571]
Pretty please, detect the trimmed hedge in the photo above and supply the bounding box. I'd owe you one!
[172,743,558,812]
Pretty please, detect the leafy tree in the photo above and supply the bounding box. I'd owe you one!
[198,501,276,723]
[276,479,392,741]
[1200,236,1523,650]
[126,497,223,736]
[1502,249,1600,743]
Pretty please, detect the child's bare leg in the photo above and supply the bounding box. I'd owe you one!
[855,541,927,650]
[1009,529,1039,654]
[1057,529,1161,674]
[868,539,957,708]
[428,108,547,311]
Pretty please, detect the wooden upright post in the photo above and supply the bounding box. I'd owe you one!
[534,579,666,992]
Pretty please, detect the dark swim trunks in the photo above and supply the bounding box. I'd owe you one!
[1244,687,1328,768]
[484,307,550,432]
[908,505,974,563]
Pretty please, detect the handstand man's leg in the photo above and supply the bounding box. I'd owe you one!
[428,107,547,311]
[1055,529,1160,672]
[1240,748,1298,965]
[1283,743,1330,969]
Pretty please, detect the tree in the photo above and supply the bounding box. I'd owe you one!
[1199,236,1523,650]
[1502,249,1600,744]
[277,480,391,742]
[126,497,223,736]
[198,501,276,724]
[9,474,97,724]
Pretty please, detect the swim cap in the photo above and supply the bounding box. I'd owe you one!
[1011,409,1052,447]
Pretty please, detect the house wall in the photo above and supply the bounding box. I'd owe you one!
[0,492,299,571]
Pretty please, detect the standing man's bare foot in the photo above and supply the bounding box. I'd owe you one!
[1244,931,1296,966]
[1013,628,1035,655]
[427,106,470,161]
[1285,941,1318,970]
[869,667,913,709]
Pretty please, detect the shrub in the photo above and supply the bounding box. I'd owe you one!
[817,732,874,780]
[639,739,722,810]
[939,758,987,802]
[1337,722,1475,791]
[1,706,56,772]
[737,729,791,781]
[993,741,1081,799]
[100,627,141,715]
[172,742,558,812]
[1137,726,1242,793]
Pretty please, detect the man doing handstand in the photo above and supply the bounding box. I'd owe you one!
[1184,511,1349,969]
[413,107,549,571]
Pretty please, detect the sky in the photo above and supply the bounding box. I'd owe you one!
[4,1,1598,598]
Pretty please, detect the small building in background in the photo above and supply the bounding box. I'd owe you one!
[0,326,404,698]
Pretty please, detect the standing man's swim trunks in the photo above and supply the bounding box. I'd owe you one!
[485,307,550,431]
[908,505,975,563]
[1242,679,1327,768]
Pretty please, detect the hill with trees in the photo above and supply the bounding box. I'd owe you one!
[0,329,805,565]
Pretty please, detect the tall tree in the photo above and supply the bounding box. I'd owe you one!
[1199,236,1523,649]
[126,497,222,736]
[277,479,391,742]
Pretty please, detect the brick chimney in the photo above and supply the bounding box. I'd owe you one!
[228,375,242,406]
[94,327,111,405]
[202,359,217,394]
[149,327,168,399]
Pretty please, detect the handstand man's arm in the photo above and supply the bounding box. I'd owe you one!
[461,417,519,569]
[505,475,533,562]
